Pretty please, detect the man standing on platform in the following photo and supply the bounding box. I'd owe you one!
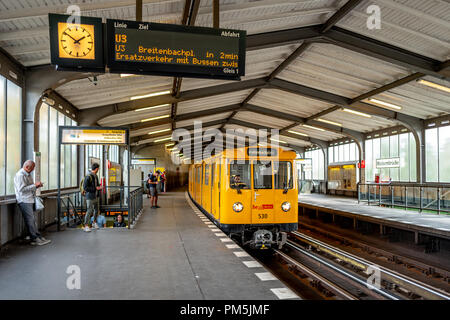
[149,170,161,209]
[14,160,51,246]
[82,163,103,232]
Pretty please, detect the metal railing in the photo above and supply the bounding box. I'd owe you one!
[358,182,450,215]
[56,186,144,228]
[128,187,144,227]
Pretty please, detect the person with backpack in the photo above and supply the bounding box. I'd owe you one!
[148,170,161,208]
[81,163,102,232]
[146,173,152,198]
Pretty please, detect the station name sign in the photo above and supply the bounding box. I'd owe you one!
[376,157,400,168]
[61,127,128,145]
[106,19,246,80]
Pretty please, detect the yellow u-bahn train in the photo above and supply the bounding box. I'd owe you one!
[188,146,298,249]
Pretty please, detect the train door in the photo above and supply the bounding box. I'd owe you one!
[210,162,215,215]
[251,160,274,224]
[217,163,221,220]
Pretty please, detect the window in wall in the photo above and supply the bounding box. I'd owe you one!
[365,132,416,182]
[5,80,22,195]
[305,149,324,180]
[439,126,450,182]
[426,128,438,182]
[389,135,399,181]
[365,139,373,182]
[0,76,5,195]
[39,103,78,191]
[424,125,450,183]
[328,147,334,163]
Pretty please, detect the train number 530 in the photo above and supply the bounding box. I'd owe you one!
[258,214,268,219]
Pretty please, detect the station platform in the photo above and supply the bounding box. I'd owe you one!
[298,194,450,240]
[0,190,298,300]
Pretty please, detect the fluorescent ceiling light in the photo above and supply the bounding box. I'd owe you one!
[317,118,342,127]
[154,137,172,143]
[172,150,180,154]
[303,124,325,132]
[130,90,171,101]
[120,74,135,78]
[342,108,372,118]
[270,138,287,144]
[288,130,309,137]
[368,98,402,110]
[417,79,450,93]
[148,128,171,135]
[141,114,170,122]
[135,104,170,112]
[165,143,175,147]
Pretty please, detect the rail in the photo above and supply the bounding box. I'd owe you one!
[290,231,450,300]
[358,182,450,215]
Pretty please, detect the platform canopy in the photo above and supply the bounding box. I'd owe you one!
[1,0,449,154]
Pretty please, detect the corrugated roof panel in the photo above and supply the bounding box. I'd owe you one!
[196,0,341,34]
[130,123,172,138]
[56,74,173,109]
[177,89,252,114]
[233,110,294,129]
[289,124,345,141]
[317,109,400,133]
[98,105,171,127]
[251,88,334,118]
[175,112,231,128]
[277,43,411,98]
[338,0,450,61]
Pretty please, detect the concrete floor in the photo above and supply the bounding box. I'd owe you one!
[0,190,297,300]
[299,193,450,238]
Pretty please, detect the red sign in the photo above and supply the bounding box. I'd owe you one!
[252,204,273,210]
[358,160,365,168]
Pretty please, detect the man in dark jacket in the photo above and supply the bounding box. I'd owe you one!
[83,163,102,232]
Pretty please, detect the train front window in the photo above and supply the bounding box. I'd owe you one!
[274,161,293,189]
[253,161,272,189]
[229,161,250,189]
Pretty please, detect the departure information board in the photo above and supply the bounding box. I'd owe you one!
[60,127,128,145]
[106,19,246,80]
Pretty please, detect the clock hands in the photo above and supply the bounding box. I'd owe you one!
[74,36,86,44]
[63,31,78,43]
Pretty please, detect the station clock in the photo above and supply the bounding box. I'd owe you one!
[49,13,104,71]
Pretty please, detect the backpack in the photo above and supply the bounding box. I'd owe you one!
[80,174,93,196]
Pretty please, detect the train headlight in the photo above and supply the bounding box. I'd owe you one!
[233,202,244,212]
[281,202,291,212]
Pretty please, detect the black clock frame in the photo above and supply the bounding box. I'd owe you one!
[49,13,104,72]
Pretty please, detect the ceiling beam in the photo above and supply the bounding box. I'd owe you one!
[80,77,268,125]
[323,26,448,80]
[320,0,364,33]
[171,0,201,130]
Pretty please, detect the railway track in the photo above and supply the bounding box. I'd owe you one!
[285,231,450,300]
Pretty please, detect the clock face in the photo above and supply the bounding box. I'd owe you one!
[58,22,95,60]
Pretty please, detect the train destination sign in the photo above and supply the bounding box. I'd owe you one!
[61,128,128,145]
[247,148,278,157]
[106,19,246,80]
